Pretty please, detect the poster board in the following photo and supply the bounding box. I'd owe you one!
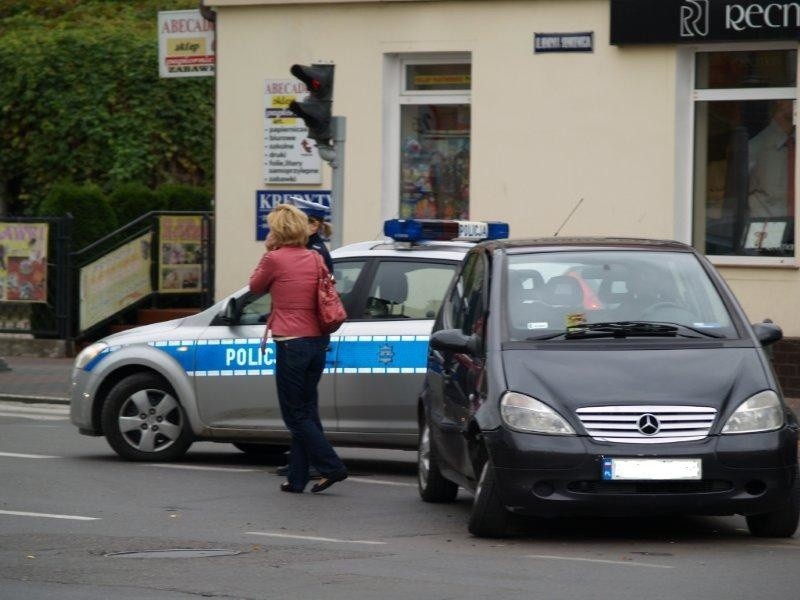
[0,222,48,303]
[159,216,203,293]
[79,233,152,331]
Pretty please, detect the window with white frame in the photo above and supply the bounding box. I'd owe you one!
[691,47,797,260]
[385,55,471,221]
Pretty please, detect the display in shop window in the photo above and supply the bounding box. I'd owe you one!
[399,104,470,220]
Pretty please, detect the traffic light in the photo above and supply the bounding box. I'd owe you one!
[289,64,334,145]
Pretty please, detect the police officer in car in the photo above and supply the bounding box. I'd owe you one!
[275,195,334,478]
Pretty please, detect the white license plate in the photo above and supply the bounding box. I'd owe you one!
[601,458,702,481]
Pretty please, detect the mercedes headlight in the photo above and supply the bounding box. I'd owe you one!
[500,392,575,435]
[721,390,783,434]
[73,341,108,371]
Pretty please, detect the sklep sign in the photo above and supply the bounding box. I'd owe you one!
[611,0,800,44]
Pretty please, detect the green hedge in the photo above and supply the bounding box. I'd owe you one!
[37,182,118,250]
[110,183,163,226]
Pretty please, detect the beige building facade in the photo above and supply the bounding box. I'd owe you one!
[207,0,800,386]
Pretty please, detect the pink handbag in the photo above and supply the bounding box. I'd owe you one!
[314,253,346,334]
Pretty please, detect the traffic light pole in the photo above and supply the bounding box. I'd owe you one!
[317,116,345,249]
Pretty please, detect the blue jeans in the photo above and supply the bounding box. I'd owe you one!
[274,336,346,491]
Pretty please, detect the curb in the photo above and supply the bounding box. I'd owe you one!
[0,394,70,405]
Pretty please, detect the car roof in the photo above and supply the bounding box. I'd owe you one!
[485,237,694,254]
[332,238,473,261]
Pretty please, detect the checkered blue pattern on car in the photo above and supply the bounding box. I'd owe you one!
[84,336,431,376]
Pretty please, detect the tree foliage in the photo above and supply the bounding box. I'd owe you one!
[0,0,213,214]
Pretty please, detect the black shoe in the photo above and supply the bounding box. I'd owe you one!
[276,464,322,478]
[280,482,303,493]
[310,471,348,494]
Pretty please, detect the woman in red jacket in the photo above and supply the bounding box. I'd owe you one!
[249,204,347,494]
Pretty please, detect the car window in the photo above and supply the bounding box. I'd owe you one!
[334,261,366,296]
[364,260,457,320]
[505,250,736,341]
[239,293,271,326]
[460,253,487,336]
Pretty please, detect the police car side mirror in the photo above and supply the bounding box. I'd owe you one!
[218,297,238,325]
[430,329,480,355]
[752,321,782,347]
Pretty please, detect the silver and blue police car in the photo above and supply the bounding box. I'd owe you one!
[69,219,509,461]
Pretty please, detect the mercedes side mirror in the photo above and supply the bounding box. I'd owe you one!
[430,329,481,355]
[752,321,782,347]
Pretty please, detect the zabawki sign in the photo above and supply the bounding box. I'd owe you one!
[611,0,800,44]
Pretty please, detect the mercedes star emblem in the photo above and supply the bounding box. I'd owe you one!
[637,413,661,435]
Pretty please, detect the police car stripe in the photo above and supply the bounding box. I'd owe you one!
[85,336,432,376]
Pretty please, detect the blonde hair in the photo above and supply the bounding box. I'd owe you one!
[308,216,332,239]
[267,204,309,247]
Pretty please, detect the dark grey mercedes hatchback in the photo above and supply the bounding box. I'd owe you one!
[418,237,799,538]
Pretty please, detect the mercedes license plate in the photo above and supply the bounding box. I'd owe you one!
[601,457,702,481]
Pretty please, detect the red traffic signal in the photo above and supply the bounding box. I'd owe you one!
[289,64,334,144]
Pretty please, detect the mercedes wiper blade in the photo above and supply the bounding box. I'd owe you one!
[526,321,725,341]
[564,322,678,339]
[526,322,677,341]
[645,321,725,339]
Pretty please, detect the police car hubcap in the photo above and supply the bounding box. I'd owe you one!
[118,389,182,453]
[418,424,431,487]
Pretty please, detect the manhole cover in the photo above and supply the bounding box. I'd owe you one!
[105,549,242,559]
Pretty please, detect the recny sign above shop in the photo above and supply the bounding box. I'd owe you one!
[611,0,800,44]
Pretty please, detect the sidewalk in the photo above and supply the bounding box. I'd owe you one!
[1,356,800,416]
[0,356,73,403]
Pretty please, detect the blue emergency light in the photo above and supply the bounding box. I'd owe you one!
[384,219,510,243]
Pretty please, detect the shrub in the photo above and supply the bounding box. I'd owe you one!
[157,184,212,212]
[37,182,118,250]
[110,183,162,227]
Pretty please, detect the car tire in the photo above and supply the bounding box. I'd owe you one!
[101,372,193,462]
[468,460,510,538]
[418,415,458,503]
[746,474,800,538]
[232,443,289,457]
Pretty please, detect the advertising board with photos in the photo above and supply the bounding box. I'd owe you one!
[159,216,204,293]
[0,222,48,303]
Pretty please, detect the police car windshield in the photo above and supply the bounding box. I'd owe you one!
[504,251,736,342]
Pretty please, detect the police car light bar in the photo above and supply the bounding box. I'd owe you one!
[384,219,510,243]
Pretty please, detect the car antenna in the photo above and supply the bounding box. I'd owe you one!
[553,198,584,237]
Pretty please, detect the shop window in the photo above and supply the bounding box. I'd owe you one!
[396,58,471,220]
[692,49,797,259]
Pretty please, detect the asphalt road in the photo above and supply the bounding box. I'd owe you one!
[1,401,799,600]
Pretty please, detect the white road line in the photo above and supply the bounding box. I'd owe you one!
[753,544,800,550]
[0,402,69,414]
[143,464,259,473]
[348,476,415,487]
[0,451,60,459]
[0,411,67,421]
[525,554,673,569]
[0,510,99,521]
[246,531,386,545]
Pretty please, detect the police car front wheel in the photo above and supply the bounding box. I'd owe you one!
[101,373,193,461]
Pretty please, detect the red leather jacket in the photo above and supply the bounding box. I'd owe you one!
[248,246,323,338]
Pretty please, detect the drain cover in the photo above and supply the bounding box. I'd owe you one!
[105,549,241,559]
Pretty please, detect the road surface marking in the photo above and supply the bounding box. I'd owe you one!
[348,476,414,487]
[525,554,673,569]
[0,451,59,459]
[0,411,67,421]
[753,544,800,550]
[143,464,259,473]
[0,510,99,521]
[246,531,386,545]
